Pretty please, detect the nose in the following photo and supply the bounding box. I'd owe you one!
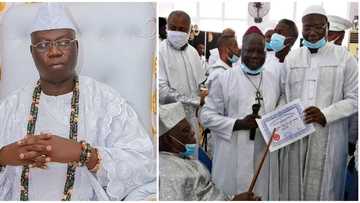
[47,44,63,58]
[306,30,319,42]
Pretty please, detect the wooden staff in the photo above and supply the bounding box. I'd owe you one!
[247,128,276,193]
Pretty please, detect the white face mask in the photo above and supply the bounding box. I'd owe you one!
[167,30,189,49]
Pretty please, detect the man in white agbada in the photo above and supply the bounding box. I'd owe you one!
[279,5,358,200]
[159,10,206,141]
[159,102,260,201]
[0,4,155,200]
[200,26,280,200]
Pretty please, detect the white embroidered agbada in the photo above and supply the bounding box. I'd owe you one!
[279,42,358,200]
[0,76,156,200]
[199,65,280,200]
[159,39,205,141]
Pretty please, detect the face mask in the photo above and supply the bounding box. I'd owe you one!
[167,30,189,49]
[228,53,240,64]
[265,42,273,50]
[170,135,196,158]
[303,37,326,49]
[180,144,196,158]
[240,63,264,75]
[269,33,288,52]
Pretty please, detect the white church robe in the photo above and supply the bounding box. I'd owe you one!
[199,65,280,200]
[279,43,358,200]
[0,76,156,200]
[205,58,231,90]
[159,40,205,145]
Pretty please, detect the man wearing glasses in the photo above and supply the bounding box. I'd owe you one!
[0,4,155,200]
[279,5,358,200]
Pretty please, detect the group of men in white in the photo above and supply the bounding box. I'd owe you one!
[159,4,358,201]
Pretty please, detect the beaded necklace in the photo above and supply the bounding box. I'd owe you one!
[20,76,79,201]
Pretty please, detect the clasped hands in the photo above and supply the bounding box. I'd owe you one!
[0,133,82,169]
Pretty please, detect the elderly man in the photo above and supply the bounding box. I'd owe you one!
[159,102,260,201]
[159,10,206,147]
[0,4,155,200]
[279,5,358,200]
[200,26,280,200]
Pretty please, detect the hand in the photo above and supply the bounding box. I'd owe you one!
[33,133,82,164]
[0,134,51,167]
[234,114,260,131]
[232,192,261,201]
[303,106,326,127]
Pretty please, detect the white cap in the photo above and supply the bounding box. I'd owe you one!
[30,3,77,34]
[328,15,352,31]
[159,102,186,136]
[302,5,327,18]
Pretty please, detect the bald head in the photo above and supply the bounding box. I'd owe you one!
[167,10,191,33]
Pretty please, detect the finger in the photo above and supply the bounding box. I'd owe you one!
[24,145,51,155]
[19,151,40,161]
[32,157,48,169]
[37,132,52,140]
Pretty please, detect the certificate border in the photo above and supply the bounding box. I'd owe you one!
[259,99,315,151]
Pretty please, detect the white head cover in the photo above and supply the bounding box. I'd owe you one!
[328,15,352,31]
[302,5,327,18]
[159,102,186,136]
[30,3,77,34]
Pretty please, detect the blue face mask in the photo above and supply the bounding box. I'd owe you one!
[228,54,240,64]
[269,33,287,52]
[170,135,196,158]
[303,37,326,49]
[180,144,196,158]
[240,63,264,75]
[265,42,272,50]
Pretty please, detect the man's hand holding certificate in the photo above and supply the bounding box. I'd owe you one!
[256,99,315,152]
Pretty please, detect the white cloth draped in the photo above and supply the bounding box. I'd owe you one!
[199,65,281,200]
[279,43,358,200]
[0,76,156,200]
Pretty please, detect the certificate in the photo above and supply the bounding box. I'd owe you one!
[256,99,315,152]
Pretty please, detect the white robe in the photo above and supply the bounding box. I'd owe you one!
[199,65,280,200]
[159,40,206,148]
[159,152,229,201]
[280,42,358,200]
[0,76,156,200]
[205,58,231,90]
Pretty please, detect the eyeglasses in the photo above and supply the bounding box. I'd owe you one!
[31,39,76,53]
[303,24,327,34]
